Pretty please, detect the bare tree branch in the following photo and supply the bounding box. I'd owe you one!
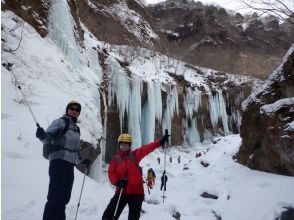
[9,22,25,52]
[239,0,294,24]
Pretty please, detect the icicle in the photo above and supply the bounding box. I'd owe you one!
[181,118,189,147]
[154,83,162,122]
[183,87,202,119]
[208,89,229,135]
[48,0,81,68]
[181,118,200,147]
[169,86,179,118]
[107,58,130,132]
[89,91,106,182]
[218,91,229,135]
[128,77,142,149]
[141,81,157,145]
[161,86,179,136]
[203,129,213,142]
[101,92,107,162]
[188,118,200,146]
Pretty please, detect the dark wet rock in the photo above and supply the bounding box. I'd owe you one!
[275,207,294,220]
[172,210,181,220]
[76,139,101,173]
[212,210,222,220]
[201,192,218,199]
[200,160,210,167]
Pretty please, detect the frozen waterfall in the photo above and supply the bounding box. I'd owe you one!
[128,77,142,149]
[48,0,81,68]
[162,86,179,137]
[141,81,163,145]
[208,89,229,135]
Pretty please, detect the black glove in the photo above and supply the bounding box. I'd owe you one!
[36,127,46,140]
[160,133,170,146]
[81,159,91,168]
[116,179,128,189]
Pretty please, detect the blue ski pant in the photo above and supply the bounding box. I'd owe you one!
[43,159,74,220]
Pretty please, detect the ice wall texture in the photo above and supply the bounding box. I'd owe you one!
[48,0,81,68]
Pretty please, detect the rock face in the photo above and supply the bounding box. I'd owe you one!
[76,139,101,173]
[3,0,294,79]
[148,0,294,79]
[2,0,49,37]
[236,46,294,176]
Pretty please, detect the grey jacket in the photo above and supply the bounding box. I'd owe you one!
[42,115,83,164]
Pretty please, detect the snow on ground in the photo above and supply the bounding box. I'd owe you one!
[3,108,294,220]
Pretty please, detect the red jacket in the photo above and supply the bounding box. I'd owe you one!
[108,139,161,195]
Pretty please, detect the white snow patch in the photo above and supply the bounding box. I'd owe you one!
[260,98,294,115]
[285,121,294,131]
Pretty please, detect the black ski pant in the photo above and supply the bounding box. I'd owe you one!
[43,159,74,220]
[102,193,144,220]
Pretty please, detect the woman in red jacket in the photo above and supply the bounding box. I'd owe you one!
[102,133,169,220]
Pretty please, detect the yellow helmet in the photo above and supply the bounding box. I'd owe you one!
[118,134,132,143]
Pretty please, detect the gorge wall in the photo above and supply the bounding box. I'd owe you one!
[236,46,294,176]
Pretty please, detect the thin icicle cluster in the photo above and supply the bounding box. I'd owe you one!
[182,118,200,148]
[107,58,130,131]
[203,129,213,142]
[183,87,202,119]
[141,81,163,145]
[154,83,163,122]
[48,0,81,68]
[162,86,179,136]
[208,89,230,135]
[128,77,142,149]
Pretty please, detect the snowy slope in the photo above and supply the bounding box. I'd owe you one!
[2,10,294,220]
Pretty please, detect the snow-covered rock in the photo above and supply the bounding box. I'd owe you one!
[237,45,294,176]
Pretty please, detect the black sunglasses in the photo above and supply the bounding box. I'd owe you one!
[70,107,80,112]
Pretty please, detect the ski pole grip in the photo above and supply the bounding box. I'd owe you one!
[36,123,40,128]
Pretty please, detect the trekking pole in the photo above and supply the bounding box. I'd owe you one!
[113,187,123,219]
[113,171,128,220]
[145,181,150,195]
[4,63,40,127]
[74,168,88,220]
[162,129,169,203]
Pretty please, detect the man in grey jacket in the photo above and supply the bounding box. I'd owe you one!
[36,100,90,220]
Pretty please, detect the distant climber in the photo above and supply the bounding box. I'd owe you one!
[195,152,202,158]
[157,157,161,164]
[146,168,156,189]
[160,171,168,191]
